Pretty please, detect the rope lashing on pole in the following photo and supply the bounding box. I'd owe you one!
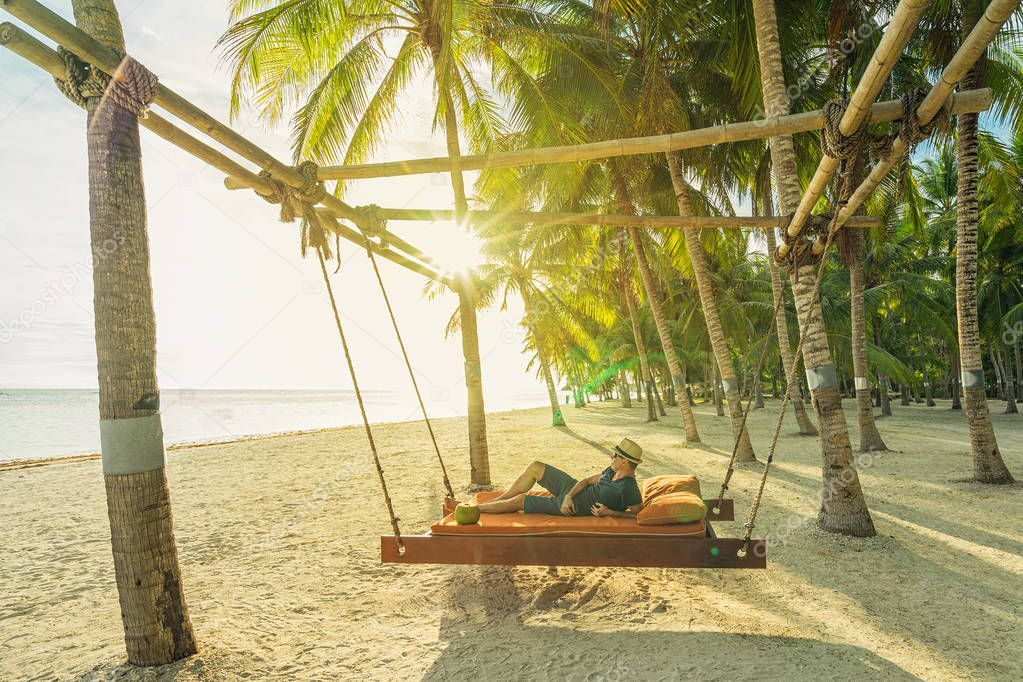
[255,160,341,260]
[356,204,390,249]
[54,46,157,117]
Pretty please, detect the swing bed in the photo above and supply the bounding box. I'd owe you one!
[314,226,795,571]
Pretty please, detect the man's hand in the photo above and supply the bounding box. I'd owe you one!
[591,502,612,517]
[560,496,575,515]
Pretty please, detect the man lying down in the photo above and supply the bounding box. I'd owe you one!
[454,438,644,524]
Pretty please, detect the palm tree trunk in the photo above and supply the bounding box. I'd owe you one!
[667,156,754,460]
[764,225,817,434]
[624,228,701,443]
[72,0,197,665]
[849,232,888,450]
[924,369,936,406]
[712,362,726,417]
[521,288,564,426]
[439,87,490,487]
[1001,348,1018,414]
[619,372,632,408]
[753,0,874,536]
[651,379,667,416]
[955,5,1013,482]
[951,350,963,409]
[621,256,658,423]
[1014,338,1022,401]
[991,346,1006,400]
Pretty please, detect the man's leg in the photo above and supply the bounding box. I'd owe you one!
[475,493,526,514]
[489,461,546,502]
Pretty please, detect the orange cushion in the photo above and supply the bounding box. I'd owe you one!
[641,474,701,502]
[636,491,707,525]
[432,509,705,537]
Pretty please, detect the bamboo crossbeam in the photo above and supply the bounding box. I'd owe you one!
[0,20,448,285]
[0,3,445,281]
[819,0,1020,251]
[347,207,882,230]
[253,90,992,184]
[784,0,930,245]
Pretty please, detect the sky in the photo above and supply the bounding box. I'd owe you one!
[0,1,549,414]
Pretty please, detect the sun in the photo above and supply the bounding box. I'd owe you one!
[426,221,484,276]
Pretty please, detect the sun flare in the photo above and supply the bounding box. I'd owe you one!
[427,220,484,276]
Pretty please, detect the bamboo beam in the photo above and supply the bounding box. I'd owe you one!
[784,0,930,246]
[0,21,448,285]
[345,207,882,230]
[237,89,991,184]
[0,0,443,273]
[818,0,1020,251]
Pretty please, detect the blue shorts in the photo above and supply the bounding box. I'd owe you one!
[523,464,577,516]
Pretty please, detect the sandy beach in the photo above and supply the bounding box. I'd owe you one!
[1,398,1021,680]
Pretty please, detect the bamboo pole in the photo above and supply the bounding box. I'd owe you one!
[0,21,448,285]
[783,0,930,247]
[341,207,882,230]
[818,0,1019,250]
[218,91,993,185]
[0,0,428,261]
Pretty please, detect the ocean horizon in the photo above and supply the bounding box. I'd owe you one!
[0,388,551,462]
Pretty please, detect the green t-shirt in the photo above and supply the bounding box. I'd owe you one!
[573,467,642,515]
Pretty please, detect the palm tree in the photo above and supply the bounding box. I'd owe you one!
[219,0,595,486]
[751,0,875,536]
[619,235,659,422]
[72,0,197,664]
[955,1,1014,483]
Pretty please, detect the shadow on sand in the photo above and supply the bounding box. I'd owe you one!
[421,611,917,680]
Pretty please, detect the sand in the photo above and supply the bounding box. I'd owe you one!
[1,397,1021,680]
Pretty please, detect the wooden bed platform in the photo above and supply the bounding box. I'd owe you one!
[380,498,766,568]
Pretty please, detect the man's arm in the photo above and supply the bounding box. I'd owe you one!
[560,473,601,514]
[591,503,642,518]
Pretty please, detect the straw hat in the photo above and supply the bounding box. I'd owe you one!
[613,438,643,465]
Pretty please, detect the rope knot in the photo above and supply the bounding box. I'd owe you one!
[256,161,334,258]
[54,47,157,117]
[898,87,950,150]
[821,99,868,160]
[356,204,388,237]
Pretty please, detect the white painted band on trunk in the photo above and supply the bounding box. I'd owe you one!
[854,377,869,391]
[961,370,985,388]
[923,382,930,387]
[720,378,739,394]
[100,414,166,475]
[805,363,838,391]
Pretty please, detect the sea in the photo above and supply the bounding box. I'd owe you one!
[0,388,550,462]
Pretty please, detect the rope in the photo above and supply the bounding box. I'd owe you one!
[316,247,405,554]
[363,240,456,501]
[711,238,797,513]
[821,99,867,160]
[738,220,840,557]
[256,160,334,259]
[899,87,949,148]
[54,47,157,117]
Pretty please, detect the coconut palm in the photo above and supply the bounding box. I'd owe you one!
[953,1,1014,483]
[219,0,611,486]
[71,0,197,664]
[751,0,876,536]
